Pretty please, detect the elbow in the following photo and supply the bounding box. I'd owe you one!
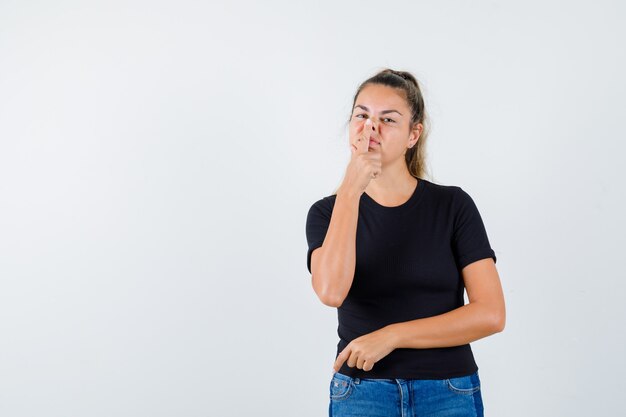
[490,311,506,333]
[321,297,343,308]
[313,281,345,307]
[318,290,345,308]
[312,271,348,308]
[478,299,505,334]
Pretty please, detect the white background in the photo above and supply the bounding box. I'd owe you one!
[1,0,624,416]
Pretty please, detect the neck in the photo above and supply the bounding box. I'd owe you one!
[365,160,416,196]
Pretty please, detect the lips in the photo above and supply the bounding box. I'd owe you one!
[368,134,380,143]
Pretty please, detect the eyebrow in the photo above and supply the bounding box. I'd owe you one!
[354,104,403,116]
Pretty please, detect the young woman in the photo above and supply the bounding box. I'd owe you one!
[305,68,506,417]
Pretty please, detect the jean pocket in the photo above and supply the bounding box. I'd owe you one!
[329,372,354,401]
[445,372,481,395]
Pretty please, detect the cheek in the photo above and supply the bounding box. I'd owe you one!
[349,123,362,137]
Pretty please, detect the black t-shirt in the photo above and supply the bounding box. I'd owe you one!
[305,177,497,379]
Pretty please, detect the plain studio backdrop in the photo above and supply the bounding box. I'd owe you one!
[1,0,624,416]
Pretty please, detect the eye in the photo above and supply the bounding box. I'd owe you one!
[354,114,395,123]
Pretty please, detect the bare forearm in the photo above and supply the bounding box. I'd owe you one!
[316,189,360,305]
[384,302,503,349]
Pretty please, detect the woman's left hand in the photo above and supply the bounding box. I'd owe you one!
[332,326,398,373]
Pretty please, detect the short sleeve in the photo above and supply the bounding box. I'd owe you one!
[305,198,333,274]
[451,187,497,270]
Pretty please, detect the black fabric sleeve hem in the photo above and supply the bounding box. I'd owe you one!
[457,247,497,271]
[307,241,324,274]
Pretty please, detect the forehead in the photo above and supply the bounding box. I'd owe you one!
[354,84,407,109]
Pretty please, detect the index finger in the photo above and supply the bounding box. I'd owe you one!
[355,119,373,154]
[333,345,351,373]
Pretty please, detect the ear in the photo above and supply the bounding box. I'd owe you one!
[409,122,423,146]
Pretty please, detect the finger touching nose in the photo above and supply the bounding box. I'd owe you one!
[365,118,378,131]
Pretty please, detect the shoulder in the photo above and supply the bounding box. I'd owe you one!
[306,193,337,219]
[419,179,484,218]
[420,178,462,204]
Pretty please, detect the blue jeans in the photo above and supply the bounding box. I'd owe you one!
[329,370,484,417]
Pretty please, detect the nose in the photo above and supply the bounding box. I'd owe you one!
[366,118,379,131]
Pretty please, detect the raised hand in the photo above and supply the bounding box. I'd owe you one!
[341,119,382,196]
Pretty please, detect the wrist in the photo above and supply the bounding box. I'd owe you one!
[383,323,404,349]
[336,184,361,201]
